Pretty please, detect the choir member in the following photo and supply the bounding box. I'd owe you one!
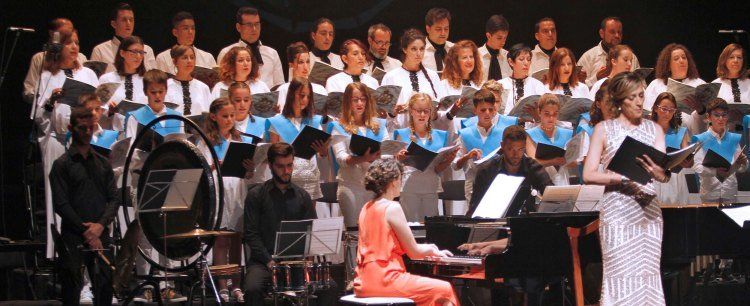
[452,89,513,203]
[382,29,445,107]
[644,43,706,134]
[155,11,216,74]
[457,80,521,131]
[228,81,270,184]
[393,93,456,221]
[353,158,458,305]
[308,18,343,69]
[268,77,330,199]
[546,48,589,98]
[479,15,512,83]
[583,72,667,305]
[578,17,641,87]
[211,46,270,99]
[692,98,748,201]
[50,106,116,306]
[276,42,328,110]
[330,82,389,227]
[525,94,575,186]
[651,92,694,205]
[90,2,156,73]
[326,39,380,92]
[499,44,547,115]
[589,44,633,100]
[216,6,285,88]
[422,7,453,73]
[124,70,182,141]
[24,18,87,102]
[34,28,99,259]
[166,45,212,116]
[440,40,483,95]
[366,23,402,73]
[713,44,750,107]
[576,81,613,172]
[530,17,557,74]
[99,35,147,131]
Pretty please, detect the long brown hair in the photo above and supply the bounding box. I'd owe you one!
[589,79,612,126]
[340,82,379,134]
[43,28,81,74]
[650,92,682,129]
[219,46,259,84]
[442,40,483,88]
[282,77,314,120]
[547,47,579,90]
[716,43,747,79]
[596,44,631,80]
[115,36,146,76]
[399,28,437,98]
[205,97,240,145]
[654,43,700,84]
[407,93,434,142]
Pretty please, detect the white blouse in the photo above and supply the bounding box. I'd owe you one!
[498,76,547,115]
[644,78,707,135]
[211,79,270,100]
[589,77,609,101]
[35,67,100,136]
[439,79,481,99]
[166,78,212,115]
[99,72,147,105]
[381,66,447,105]
[712,77,750,104]
[546,82,591,99]
[331,126,390,188]
[325,71,379,93]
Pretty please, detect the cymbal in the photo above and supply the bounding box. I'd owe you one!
[163,228,235,239]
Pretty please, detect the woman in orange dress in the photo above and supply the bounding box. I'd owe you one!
[353,158,459,306]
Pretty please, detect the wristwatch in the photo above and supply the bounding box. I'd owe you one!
[620,176,630,184]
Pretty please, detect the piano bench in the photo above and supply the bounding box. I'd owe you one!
[339,294,416,305]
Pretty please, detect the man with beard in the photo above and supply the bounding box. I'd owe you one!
[578,16,641,87]
[243,142,336,305]
[365,23,402,74]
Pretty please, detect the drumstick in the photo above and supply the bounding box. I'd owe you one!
[97,251,116,272]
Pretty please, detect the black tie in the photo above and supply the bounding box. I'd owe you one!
[731,79,741,103]
[180,80,192,115]
[311,48,331,65]
[372,56,385,70]
[562,83,572,97]
[351,74,361,83]
[462,79,471,86]
[245,40,264,65]
[409,71,419,92]
[430,38,446,71]
[63,69,73,78]
[486,46,502,81]
[124,74,134,101]
[513,78,525,104]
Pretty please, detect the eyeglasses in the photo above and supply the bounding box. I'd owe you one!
[240,22,261,29]
[411,108,431,115]
[710,112,729,118]
[125,49,146,55]
[372,40,391,47]
[351,97,368,102]
[656,106,676,113]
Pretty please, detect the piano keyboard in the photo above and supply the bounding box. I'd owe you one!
[423,255,484,266]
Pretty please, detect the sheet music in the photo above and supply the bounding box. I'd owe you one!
[721,205,750,227]
[309,217,344,256]
[380,140,407,156]
[109,137,131,169]
[473,146,502,165]
[541,185,580,202]
[577,185,605,202]
[164,169,203,210]
[428,145,459,168]
[472,174,525,218]
[564,132,585,164]
[253,142,273,165]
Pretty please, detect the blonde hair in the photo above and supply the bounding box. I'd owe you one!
[537,93,561,111]
[407,93,434,142]
[340,82,380,134]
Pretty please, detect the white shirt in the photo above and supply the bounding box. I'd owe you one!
[578,41,641,87]
[644,78,707,136]
[365,55,402,74]
[276,82,327,110]
[588,77,609,101]
[90,37,157,74]
[24,52,87,97]
[167,78,212,115]
[499,76,547,115]
[439,78,480,98]
[381,66,446,105]
[712,77,750,104]
[309,51,344,70]
[331,125,390,187]
[156,46,216,74]
[478,44,512,83]
[423,40,454,72]
[216,40,285,88]
[530,44,555,75]
[693,127,748,201]
[99,71,148,132]
[36,67,99,135]
[547,82,590,99]
[325,71,379,93]
[211,80,270,100]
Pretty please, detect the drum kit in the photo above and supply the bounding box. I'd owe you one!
[269,257,334,306]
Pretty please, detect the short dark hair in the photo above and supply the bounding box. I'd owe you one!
[142,69,168,93]
[310,17,334,34]
[600,16,622,30]
[172,11,194,28]
[267,142,294,164]
[368,23,391,38]
[111,2,133,21]
[425,8,451,26]
[472,88,496,107]
[508,43,531,61]
[115,36,146,76]
[70,106,93,128]
[485,15,509,34]
[286,41,309,64]
[502,125,527,143]
[705,98,729,114]
[236,6,259,23]
[534,17,554,33]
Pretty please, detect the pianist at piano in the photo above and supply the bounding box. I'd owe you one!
[352,158,459,305]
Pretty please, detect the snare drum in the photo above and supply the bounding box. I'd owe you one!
[272,261,313,292]
[308,262,332,290]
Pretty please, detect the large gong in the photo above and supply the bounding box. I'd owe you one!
[121,115,223,271]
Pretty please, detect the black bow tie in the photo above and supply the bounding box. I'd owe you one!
[243,39,264,65]
[311,48,331,64]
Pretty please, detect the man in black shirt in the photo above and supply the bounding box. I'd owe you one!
[49,106,118,306]
[243,142,336,305]
[467,125,553,217]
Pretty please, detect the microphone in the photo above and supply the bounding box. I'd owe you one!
[45,31,62,54]
[8,26,35,33]
[718,29,747,34]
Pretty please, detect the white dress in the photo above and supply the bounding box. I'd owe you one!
[99,71,148,131]
[166,78,212,115]
[547,82,591,99]
[268,117,323,199]
[644,78,707,135]
[196,139,250,231]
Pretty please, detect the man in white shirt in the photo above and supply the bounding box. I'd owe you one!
[478,15,512,83]
[423,7,453,73]
[308,18,343,70]
[23,18,87,103]
[578,16,640,87]
[365,23,402,74]
[529,18,557,75]
[90,3,156,74]
[155,11,216,75]
[216,7,284,88]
